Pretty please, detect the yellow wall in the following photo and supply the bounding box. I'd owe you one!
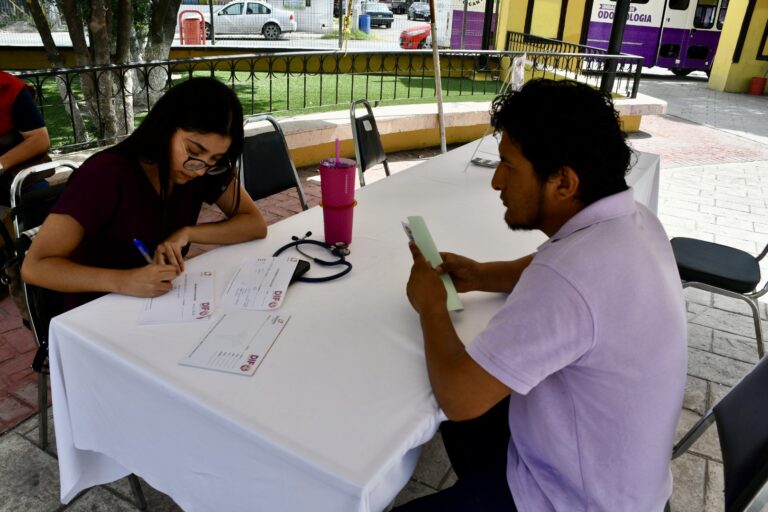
[493,0,767,95]
[497,0,529,48]
[530,0,562,38]
[0,48,78,69]
[705,0,768,92]
[496,0,579,46]
[496,0,511,47]
[562,0,588,43]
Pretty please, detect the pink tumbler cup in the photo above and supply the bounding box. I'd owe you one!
[319,157,357,245]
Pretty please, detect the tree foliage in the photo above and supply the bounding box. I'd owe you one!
[25,0,182,143]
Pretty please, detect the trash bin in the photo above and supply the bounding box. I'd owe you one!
[359,14,370,34]
[748,76,766,96]
[182,19,202,44]
[179,10,205,45]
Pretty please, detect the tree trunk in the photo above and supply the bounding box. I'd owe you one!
[57,0,101,143]
[144,0,180,61]
[138,0,182,109]
[113,0,134,137]
[57,0,91,66]
[88,0,118,143]
[115,0,132,63]
[25,0,89,144]
[25,0,64,68]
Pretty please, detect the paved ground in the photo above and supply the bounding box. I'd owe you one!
[0,78,767,511]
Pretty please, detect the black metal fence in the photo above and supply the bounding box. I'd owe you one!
[506,31,644,97]
[15,48,643,153]
[505,31,607,55]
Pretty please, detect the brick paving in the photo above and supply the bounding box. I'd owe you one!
[0,78,767,511]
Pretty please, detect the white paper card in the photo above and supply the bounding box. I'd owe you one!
[179,311,291,376]
[222,257,298,310]
[138,271,214,325]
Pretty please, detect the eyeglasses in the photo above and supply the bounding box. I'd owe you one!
[180,140,232,176]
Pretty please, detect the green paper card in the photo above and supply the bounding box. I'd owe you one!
[406,216,463,312]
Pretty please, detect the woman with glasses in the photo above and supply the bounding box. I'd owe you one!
[22,77,267,312]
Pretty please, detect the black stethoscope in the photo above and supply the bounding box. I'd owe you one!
[272,232,352,283]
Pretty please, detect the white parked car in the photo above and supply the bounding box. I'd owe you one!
[184,1,297,40]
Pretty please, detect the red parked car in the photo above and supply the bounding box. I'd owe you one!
[399,24,430,49]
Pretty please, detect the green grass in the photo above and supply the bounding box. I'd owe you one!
[38,70,501,151]
[320,29,374,40]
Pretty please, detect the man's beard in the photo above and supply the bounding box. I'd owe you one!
[505,187,545,231]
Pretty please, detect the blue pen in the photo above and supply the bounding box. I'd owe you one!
[132,238,153,264]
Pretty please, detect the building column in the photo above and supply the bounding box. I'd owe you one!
[709,0,768,92]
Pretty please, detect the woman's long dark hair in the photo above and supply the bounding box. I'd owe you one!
[115,77,244,231]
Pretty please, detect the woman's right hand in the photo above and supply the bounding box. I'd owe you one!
[436,252,483,293]
[120,264,180,297]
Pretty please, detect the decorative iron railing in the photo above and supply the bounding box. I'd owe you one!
[505,31,608,55]
[506,31,644,97]
[14,48,643,152]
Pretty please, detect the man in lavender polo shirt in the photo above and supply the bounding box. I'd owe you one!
[398,79,687,511]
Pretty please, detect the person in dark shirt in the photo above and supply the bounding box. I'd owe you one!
[21,77,267,310]
[0,70,51,205]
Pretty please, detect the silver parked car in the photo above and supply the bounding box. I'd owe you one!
[186,1,297,40]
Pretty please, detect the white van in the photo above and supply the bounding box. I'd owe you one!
[270,0,334,33]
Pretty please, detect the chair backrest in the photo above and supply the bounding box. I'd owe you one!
[9,162,74,371]
[10,161,76,238]
[714,354,768,512]
[241,115,308,210]
[350,99,387,179]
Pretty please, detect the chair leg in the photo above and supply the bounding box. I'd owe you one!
[38,372,48,450]
[358,167,366,187]
[745,297,765,359]
[383,160,391,177]
[128,474,147,510]
[684,282,766,360]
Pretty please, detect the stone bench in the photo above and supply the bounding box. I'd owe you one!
[58,94,666,168]
[247,94,667,167]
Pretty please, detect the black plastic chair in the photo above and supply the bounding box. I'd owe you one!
[671,238,767,359]
[7,161,76,452]
[8,162,148,509]
[241,114,308,210]
[670,353,768,511]
[350,99,390,187]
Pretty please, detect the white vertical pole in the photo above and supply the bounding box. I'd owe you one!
[460,0,468,49]
[428,0,447,153]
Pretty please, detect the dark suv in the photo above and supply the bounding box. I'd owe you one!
[362,2,394,28]
[407,2,430,21]
[390,0,408,14]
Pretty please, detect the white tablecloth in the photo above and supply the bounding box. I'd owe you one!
[49,138,659,512]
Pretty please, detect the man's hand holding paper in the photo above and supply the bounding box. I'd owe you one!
[407,243,447,316]
[404,216,463,312]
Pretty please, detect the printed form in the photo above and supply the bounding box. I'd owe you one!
[138,271,215,324]
[179,310,291,376]
[222,256,298,310]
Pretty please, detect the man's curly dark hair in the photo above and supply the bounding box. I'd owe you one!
[490,79,632,206]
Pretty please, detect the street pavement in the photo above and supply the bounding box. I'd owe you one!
[0,78,766,511]
[0,12,424,53]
